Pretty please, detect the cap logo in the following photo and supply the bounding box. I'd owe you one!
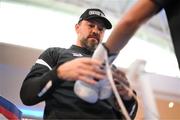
[89,10,105,17]
[78,8,112,29]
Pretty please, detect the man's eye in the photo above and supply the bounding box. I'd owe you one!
[89,24,94,28]
[98,28,104,32]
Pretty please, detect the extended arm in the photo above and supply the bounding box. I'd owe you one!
[105,0,160,53]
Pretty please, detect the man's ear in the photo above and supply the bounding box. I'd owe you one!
[75,23,80,34]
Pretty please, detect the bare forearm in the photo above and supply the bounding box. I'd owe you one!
[105,18,139,53]
[105,0,159,53]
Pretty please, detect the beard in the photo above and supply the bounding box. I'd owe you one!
[80,38,99,52]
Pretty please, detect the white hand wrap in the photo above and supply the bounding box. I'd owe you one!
[74,44,112,103]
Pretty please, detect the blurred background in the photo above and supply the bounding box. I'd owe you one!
[0,0,180,119]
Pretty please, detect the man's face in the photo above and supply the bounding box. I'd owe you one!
[75,19,106,52]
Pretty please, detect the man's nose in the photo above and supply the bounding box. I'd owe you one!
[92,26,100,35]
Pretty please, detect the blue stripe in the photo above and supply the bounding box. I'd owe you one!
[0,96,22,119]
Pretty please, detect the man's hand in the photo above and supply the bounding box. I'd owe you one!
[112,66,133,100]
[57,57,106,84]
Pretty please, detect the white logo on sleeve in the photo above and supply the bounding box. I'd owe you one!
[72,53,83,57]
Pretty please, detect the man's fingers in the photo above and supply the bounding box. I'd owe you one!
[80,57,104,66]
[112,69,130,88]
[79,70,106,81]
[78,76,97,84]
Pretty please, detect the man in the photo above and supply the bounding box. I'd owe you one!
[20,8,137,119]
[105,0,180,69]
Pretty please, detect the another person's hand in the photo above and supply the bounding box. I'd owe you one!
[57,57,106,84]
[112,66,133,100]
